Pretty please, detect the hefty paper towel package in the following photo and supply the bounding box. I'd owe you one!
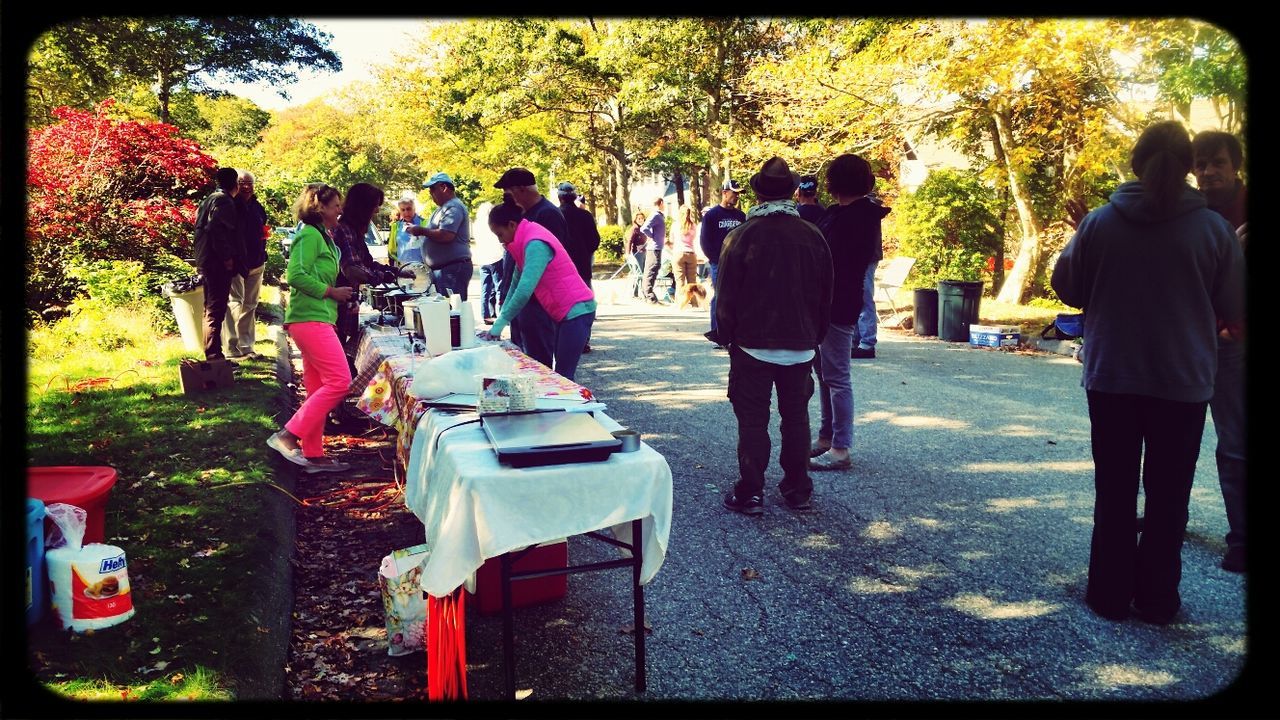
[44,502,135,632]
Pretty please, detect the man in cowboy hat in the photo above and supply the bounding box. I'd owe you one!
[716,156,833,515]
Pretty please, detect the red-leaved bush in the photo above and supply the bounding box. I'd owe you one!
[26,100,219,323]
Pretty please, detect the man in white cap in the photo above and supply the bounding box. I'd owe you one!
[407,172,472,300]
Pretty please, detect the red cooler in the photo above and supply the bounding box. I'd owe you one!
[28,466,119,545]
[470,539,568,616]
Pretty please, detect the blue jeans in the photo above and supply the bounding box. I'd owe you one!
[516,299,594,382]
[854,262,878,348]
[630,251,646,298]
[708,262,719,333]
[1210,339,1246,552]
[479,261,502,319]
[815,323,855,449]
[433,260,473,301]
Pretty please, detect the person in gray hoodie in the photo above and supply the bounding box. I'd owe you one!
[1051,121,1244,625]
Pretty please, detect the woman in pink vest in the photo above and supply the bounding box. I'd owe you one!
[477,199,597,380]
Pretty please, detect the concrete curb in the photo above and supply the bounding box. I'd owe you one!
[234,313,299,701]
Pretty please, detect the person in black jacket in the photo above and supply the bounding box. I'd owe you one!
[809,154,889,471]
[193,167,243,361]
[717,157,833,515]
[223,170,268,359]
[557,181,601,353]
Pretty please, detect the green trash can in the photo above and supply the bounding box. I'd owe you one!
[937,280,983,342]
[913,288,939,336]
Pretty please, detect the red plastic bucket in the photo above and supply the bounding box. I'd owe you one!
[27,466,119,545]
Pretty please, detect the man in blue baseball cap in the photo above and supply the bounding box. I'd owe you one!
[406,172,473,299]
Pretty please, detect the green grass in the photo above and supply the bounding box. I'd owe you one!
[26,290,292,701]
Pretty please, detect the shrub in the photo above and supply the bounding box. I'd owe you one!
[30,300,169,359]
[890,169,1004,288]
[597,225,627,265]
[26,100,218,325]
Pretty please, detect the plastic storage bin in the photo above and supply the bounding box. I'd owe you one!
[470,540,569,616]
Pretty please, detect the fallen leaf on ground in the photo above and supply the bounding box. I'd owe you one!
[742,568,762,581]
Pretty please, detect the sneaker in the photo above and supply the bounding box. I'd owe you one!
[266,432,309,467]
[722,491,763,516]
[851,346,876,359]
[582,343,593,354]
[809,451,852,471]
[703,330,721,345]
[1221,546,1245,573]
[303,457,352,474]
[809,443,831,458]
[1133,602,1179,626]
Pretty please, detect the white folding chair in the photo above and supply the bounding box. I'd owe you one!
[874,256,916,316]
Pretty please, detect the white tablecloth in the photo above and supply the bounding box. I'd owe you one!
[404,408,674,598]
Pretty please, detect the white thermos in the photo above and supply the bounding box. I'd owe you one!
[452,299,476,349]
[418,294,451,356]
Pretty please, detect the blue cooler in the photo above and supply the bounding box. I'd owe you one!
[26,498,46,625]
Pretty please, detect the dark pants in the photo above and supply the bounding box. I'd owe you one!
[1084,390,1207,620]
[727,345,815,502]
[516,299,595,382]
[643,248,662,302]
[201,263,234,360]
[480,260,503,319]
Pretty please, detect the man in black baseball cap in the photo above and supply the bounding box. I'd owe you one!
[491,167,572,356]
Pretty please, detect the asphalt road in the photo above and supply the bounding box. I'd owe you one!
[452,276,1252,705]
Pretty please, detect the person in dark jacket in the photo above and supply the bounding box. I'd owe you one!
[809,154,888,471]
[1051,121,1244,625]
[1191,130,1248,574]
[717,157,833,515]
[223,170,268,359]
[557,181,601,353]
[193,167,243,361]
[628,211,648,298]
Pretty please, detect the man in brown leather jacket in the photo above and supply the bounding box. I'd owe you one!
[716,156,833,514]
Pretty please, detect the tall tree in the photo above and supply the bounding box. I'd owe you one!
[33,17,341,125]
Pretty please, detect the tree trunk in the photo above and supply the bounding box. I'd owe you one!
[157,72,171,125]
[616,159,633,226]
[603,158,618,225]
[992,107,1044,305]
[673,169,685,207]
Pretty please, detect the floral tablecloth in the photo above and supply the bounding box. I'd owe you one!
[350,323,594,475]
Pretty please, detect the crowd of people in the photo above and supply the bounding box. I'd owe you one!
[200,118,1246,620]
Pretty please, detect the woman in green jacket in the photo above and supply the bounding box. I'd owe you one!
[266,183,355,473]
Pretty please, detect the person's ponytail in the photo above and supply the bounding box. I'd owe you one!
[1130,121,1192,213]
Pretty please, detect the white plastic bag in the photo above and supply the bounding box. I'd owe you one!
[45,502,88,552]
[409,344,517,399]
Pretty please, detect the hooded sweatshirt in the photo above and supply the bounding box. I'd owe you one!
[1051,180,1244,403]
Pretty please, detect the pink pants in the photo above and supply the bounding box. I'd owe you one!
[284,321,352,459]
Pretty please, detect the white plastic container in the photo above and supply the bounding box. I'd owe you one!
[169,287,205,353]
[418,295,452,357]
